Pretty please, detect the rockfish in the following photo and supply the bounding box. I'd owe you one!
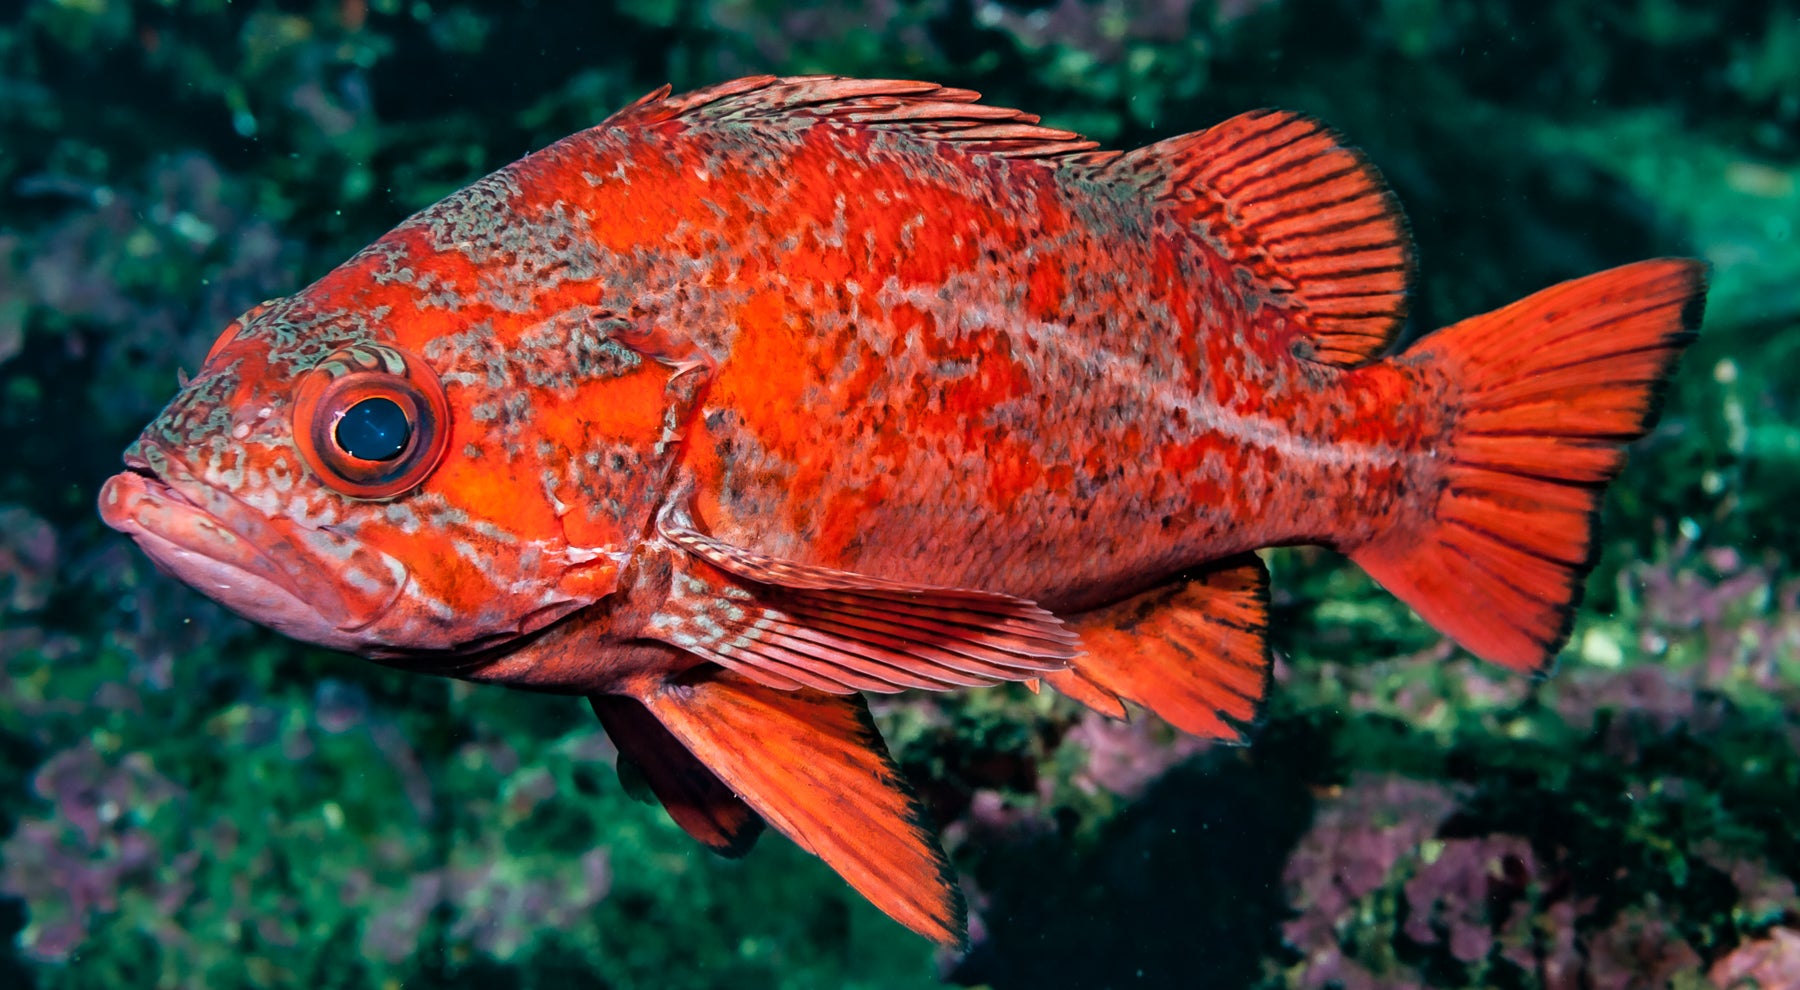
[98,76,1708,944]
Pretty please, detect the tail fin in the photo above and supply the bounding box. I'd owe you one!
[1351,259,1707,672]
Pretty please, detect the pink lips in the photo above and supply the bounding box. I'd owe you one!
[97,448,407,652]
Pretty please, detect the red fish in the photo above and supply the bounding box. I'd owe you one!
[98,76,1707,944]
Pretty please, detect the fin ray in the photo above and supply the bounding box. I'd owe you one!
[1353,259,1707,671]
[1049,554,1272,741]
[637,672,967,945]
[1101,108,1415,366]
[623,75,1107,163]
[652,513,1077,694]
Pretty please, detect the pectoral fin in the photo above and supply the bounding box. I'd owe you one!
[650,509,1078,695]
[1049,553,1272,741]
[636,669,967,946]
[589,693,764,857]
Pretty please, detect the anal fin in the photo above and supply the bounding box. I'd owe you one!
[589,693,764,857]
[1049,554,1272,741]
[636,670,967,946]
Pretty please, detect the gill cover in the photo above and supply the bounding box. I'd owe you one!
[293,343,450,500]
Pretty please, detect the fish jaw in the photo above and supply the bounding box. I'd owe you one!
[98,445,408,654]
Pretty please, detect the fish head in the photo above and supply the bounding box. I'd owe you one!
[97,273,668,662]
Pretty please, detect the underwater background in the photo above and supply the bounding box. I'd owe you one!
[2,1,1798,987]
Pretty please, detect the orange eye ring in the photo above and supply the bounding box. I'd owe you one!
[292,343,450,500]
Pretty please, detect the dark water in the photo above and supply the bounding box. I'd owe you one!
[1,2,1797,988]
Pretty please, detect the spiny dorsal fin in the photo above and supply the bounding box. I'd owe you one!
[623,75,1115,163]
[1106,109,1415,366]
[1048,553,1271,741]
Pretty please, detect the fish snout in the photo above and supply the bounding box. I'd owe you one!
[97,470,142,533]
[97,442,413,651]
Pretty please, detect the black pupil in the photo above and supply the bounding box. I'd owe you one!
[335,397,410,461]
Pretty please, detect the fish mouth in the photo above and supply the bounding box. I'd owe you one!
[98,445,406,653]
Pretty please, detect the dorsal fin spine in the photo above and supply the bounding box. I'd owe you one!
[628,75,1103,163]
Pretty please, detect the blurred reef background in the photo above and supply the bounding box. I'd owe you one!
[3,0,1799,987]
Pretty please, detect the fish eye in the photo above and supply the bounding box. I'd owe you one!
[334,397,411,461]
[293,344,449,500]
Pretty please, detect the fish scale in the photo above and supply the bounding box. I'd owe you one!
[100,75,1707,946]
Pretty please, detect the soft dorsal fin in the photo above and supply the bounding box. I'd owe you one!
[637,670,968,945]
[589,693,763,857]
[1106,109,1415,366]
[1048,553,1272,741]
[622,75,1116,163]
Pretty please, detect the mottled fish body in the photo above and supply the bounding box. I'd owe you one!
[101,77,1707,943]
